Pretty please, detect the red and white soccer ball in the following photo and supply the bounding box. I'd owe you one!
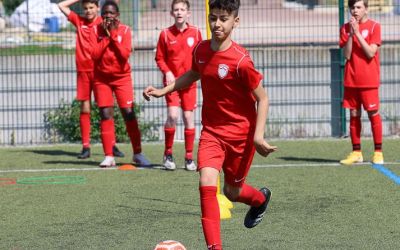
[154,240,187,250]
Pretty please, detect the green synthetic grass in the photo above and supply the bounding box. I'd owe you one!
[1,138,400,250]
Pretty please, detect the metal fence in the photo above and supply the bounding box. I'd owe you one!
[0,0,399,145]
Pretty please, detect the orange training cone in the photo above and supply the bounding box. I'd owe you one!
[118,164,137,171]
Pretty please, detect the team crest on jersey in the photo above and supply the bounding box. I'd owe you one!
[361,30,369,38]
[117,35,122,43]
[187,37,195,47]
[218,64,229,79]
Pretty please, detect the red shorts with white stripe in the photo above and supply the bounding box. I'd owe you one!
[76,71,94,101]
[197,128,256,187]
[93,75,134,108]
[343,87,380,111]
[164,83,197,111]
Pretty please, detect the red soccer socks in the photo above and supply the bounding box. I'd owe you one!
[370,113,382,151]
[100,119,115,156]
[200,186,222,249]
[236,183,266,207]
[184,128,195,159]
[349,116,361,151]
[80,113,91,148]
[164,127,175,156]
[125,119,142,154]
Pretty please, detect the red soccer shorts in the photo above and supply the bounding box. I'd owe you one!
[197,129,256,187]
[164,83,197,111]
[93,75,134,108]
[343,87,380,111]
[76,71,94,101]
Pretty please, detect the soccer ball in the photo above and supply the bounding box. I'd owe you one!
[154,240,187,250]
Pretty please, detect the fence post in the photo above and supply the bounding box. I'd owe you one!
[330,48,345,137]
[133,0,140,32]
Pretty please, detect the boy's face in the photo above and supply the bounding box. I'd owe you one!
[82,2,99,22]
[170,2,190,25]
[350,1,368,22]
[82,3,99,21]
[208,8,239,42]
[101,5,119,21]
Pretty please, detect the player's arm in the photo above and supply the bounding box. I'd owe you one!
[109,25,132,61]
[143,70,200,100]
[353,27,379,60]
[155,31,175,84]
[340,23,353,60]
[252,83,277,157]
[90,29,110,60]
[58,0,79,17]
[343,36,353,60]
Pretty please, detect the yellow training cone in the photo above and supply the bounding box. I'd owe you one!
[219,202,232,220]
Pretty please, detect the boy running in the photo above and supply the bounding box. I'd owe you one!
[144,0,277,248]
[339,0,383,165]
[58,0,124,159]
[91,0,150,167]
[155,0,202,171]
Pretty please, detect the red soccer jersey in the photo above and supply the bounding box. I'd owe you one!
[192,40,263,139]
[339,19,381,88]
[155,24,202,80]
[68,11,102,72]
[91,23,132,77]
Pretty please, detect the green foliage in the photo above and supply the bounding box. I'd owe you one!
[3,0,24,16]
[43,99,159,143]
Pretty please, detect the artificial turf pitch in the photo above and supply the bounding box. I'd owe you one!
[1,138,399,249]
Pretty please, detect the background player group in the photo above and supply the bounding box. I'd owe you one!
[58,0,151,167]
[144,0,278,249]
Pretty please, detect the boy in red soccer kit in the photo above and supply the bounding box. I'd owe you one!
[58,0,123,159]
[144,0,277,249]
[339,0,384,165]
[90,1,151,167]
[155,0,202,171]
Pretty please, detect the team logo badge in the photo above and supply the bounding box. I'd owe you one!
[218,64,229,79]
[361,30,369,39]
[187,37,194,47]
[117,35,122,43]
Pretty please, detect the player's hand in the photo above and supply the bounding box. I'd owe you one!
[102,19,111,37]
[254,138,277,157]
[165,71,175,85]
[349,16,359,35]
[108,17,119,30]
[143,86,164,101]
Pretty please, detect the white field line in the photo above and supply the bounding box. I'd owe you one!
[0,162,399,174]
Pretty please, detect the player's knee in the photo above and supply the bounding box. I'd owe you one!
[350,109,361,117]
[99,107,113,120]
[166,116,178,126]
[121,108,136,121]
[223,186,240,201]
[368,110,379,118]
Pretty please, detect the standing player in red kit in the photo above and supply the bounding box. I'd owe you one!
[91,0,151,167]
[339,0,384,165]
[144,0,277,248]
[155,0,202,171]
[58,0,124,159]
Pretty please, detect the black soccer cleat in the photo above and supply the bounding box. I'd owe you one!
[77,147,91,159]
[112,146,125,157]
[244,187,271,228]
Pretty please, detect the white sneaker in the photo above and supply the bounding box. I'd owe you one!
[133,153,151,167]
[163,154,176,170]
[99,156,116,168]
[185,159,196,171]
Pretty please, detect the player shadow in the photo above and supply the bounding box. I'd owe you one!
[28,149,77,157]
[278,156,338,163]
[118,195,199,216]
[43,160,99,166]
